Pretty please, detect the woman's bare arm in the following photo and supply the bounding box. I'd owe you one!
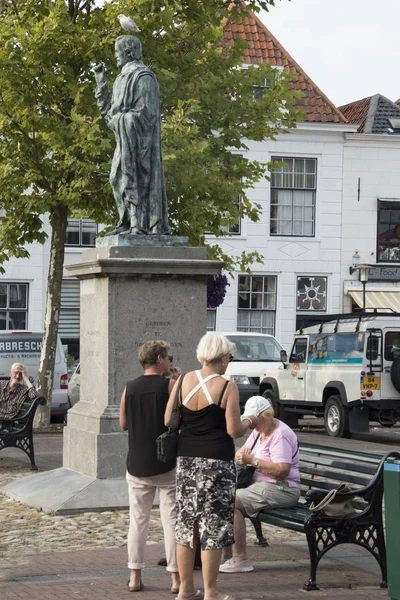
[237,451,291,479]
[225,381,256,438]
[165,375,182,426]
[119,387,127,431]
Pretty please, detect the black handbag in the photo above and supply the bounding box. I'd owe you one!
[156,374,184,463]
[236,433,260,489]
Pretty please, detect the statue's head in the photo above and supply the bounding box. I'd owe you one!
[115,35,142,67]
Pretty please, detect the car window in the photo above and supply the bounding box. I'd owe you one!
[384,332,400,361]
[289,338,308,363]
[308,332,364,364]
[227,336,282,362]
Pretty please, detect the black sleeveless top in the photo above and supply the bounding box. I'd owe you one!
[178,379,235,461]
[125,374,175,477]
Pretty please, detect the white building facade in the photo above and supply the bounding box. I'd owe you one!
[0,217,96,359]
[342,134,400,312]
[209,122,356,350]
[340,95,400,315]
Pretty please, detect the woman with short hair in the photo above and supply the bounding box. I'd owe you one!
[165,333,258,600]
[120,340,181,593]
[219,395,300,574]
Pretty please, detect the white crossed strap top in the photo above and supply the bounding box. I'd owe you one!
[182,370,221,406]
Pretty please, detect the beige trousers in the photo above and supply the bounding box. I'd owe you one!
[126,469,178,572]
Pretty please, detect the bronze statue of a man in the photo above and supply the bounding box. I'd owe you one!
[94,36,170,236]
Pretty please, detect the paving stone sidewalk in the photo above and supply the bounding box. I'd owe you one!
[0,541,388,600]
[0,436,391,600]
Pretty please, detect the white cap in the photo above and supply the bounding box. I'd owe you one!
[241,395,271,420]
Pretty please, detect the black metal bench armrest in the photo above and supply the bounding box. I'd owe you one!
[0,396,47,434]
[347,450,400,503]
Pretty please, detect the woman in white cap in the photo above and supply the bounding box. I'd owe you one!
[219,395,300,574]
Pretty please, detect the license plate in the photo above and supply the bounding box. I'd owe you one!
[360,376,380,390]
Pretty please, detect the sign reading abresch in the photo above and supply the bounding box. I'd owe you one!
[0,339,42,353]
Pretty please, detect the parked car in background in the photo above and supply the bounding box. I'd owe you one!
[67,334,285,412]
[68,362,80,407]
[0,330,69,419]
[222,332,284,410]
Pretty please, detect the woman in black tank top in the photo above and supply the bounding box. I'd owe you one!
[120,340,182,594]
[164,333,257,600]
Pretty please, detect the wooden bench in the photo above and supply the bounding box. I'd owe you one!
[250,443,400,591]
[0,396,46,470]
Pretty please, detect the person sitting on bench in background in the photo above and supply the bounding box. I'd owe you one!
[0,363,37,420]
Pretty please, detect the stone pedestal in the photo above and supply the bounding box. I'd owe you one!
[1,242,223,513]
[63,244,222,479]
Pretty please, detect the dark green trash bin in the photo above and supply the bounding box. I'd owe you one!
[384,457,400,600]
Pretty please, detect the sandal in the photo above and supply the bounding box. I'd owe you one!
[176,591,204,600]
[127,579,144,592]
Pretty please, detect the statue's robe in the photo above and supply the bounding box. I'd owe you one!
[96,61,170,234]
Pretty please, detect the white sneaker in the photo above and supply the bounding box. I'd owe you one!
[219,558,254,573]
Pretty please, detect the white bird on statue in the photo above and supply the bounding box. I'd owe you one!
[118,14,141,32]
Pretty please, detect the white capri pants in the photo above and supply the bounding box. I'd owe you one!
[126,468,178,572]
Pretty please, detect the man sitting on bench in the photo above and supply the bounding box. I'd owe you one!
[0,363,38,420]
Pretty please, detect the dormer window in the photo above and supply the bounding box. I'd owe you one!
[241,63,284,100]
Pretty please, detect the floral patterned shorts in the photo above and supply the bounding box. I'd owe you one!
[176,456,236,551]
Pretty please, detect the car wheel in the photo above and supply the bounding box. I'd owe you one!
[324,395,351,438]
[262,389,298,427]
[262,389,281,417]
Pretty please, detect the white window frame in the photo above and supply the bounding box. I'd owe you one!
[241,63,284,99]
[0,282,29,330]
[377,199,400,263]
[66,218,97,247]
[270,156,317,237]
[207,309,217,331]
[237,274,276,335]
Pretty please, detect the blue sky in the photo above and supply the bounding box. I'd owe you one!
[259,0,400,108]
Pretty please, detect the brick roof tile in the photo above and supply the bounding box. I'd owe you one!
[340,95,400,134]
[339,97,372,132]
[223,8,347,124]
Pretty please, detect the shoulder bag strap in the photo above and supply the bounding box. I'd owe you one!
[292,439,300,459]
[168,374,185,428]
[249,432,260,452]
[217,379,230,406]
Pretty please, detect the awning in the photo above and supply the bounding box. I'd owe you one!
[349,290,400,312]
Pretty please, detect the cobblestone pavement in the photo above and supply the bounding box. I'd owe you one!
[0,459,303,573]
[0,455,388,599]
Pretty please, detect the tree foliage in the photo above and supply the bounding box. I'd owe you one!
[0,0,301,269]
[0,0,300,422]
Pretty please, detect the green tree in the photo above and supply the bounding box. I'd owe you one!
[0,0,300,426]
